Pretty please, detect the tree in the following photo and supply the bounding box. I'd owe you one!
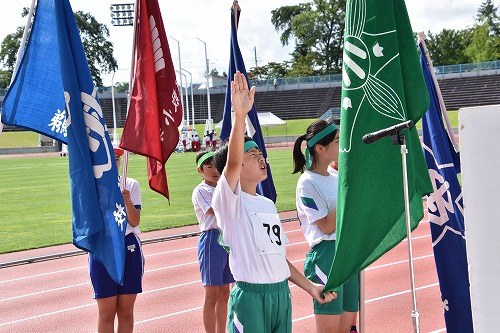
[0,8,117,88]
[247,61,291,80]
[114,82,129,94]
[271,0,346,75]
[426,29,472,66]
[73,11,117,86]
[426,1,499,66]
[476,0,500,36]
[466,0,500,61]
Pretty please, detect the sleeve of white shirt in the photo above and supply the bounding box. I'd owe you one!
[193,184,213,214]
[127,178,142,208]
[296,177,329,226]
[212,173,241,242]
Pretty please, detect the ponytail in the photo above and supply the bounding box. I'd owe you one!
[292,134,308,174]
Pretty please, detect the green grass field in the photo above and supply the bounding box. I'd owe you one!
[0,111,459,254]
[0,149,301,254]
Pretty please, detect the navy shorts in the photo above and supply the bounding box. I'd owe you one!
[198,229,234,286]
[89,233,144,299]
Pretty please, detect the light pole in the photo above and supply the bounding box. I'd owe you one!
[196,38,212,128]
[176,70,189,128]
[110,3,135,144]
[110,3,134,26]
[181,69,195,131]
[111,71,118,144]
[170,36,185,125]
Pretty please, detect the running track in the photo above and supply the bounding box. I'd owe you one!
[0,211,445,332]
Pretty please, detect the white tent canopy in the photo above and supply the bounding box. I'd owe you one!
[216,112,286,128]
[257,112,286,127]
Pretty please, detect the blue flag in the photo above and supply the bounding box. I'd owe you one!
[2,0,127,284]
[221,6,277,202]
[420,42,474,332]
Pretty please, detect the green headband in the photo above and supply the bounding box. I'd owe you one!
[197,151,215,168]
[244,140,259,152]
[305,123,337,170]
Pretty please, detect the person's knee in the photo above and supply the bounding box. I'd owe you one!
[218,286,230,302]
[204,287,221,305]
[116,305,134,322]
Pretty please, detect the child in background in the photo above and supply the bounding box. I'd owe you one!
[89,145,144,333]
[211,131,218,148]
[205,131,211,149]
[192,149,234,333]
[212,71,336,333]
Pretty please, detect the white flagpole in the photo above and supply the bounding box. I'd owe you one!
[418,33,460,153]
[1,0,37,134]
[121,0,140,183]
[359,270,365,333]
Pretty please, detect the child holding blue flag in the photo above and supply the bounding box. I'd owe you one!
[212,71,336,333]
[192,149,234,333]
[89,145,144,333]
[293,119,359,333]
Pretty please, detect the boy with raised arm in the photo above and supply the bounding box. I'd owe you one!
[212,71,336,333]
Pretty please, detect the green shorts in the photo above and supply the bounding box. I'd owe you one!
[304,240,360,315]
[227,280,292,333]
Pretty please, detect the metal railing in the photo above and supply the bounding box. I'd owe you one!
[248,59,500,89]
[0,216,298,269]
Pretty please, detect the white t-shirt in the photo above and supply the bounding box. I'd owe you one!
[296,171,337,248]
[120,177,142,235]
[212,173,290,283]
[181,132,187,141]
[192,182,217,231]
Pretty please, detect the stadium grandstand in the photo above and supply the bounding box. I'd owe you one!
[1,60,499,133]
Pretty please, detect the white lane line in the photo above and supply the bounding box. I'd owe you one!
[0,264,200,302]
[292,283,440,323]
[429,328,446,333]
[0,279,201,327]
[365,282,440,303]
[0,266,88,284]
[0,279,440,327]
[145,246,197,257]
[134,306,203,325]
[0,303,95,327]
[0,282,88,302]
[145,261,199,273]
[367,254,434,270]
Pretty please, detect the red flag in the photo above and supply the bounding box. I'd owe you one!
[120,0,182,201]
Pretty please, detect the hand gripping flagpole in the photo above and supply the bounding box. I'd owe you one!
[363,121,420,333]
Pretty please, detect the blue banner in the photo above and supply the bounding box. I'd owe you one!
[420,42,474,332]
[2,0,127,284]
[221,7,277,202]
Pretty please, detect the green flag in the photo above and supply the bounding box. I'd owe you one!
[324,0,433,292]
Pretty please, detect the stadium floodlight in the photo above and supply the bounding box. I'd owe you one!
[110,3,134,26]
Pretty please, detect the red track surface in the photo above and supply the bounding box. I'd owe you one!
[0,211,445,333]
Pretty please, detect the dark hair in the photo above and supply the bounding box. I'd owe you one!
[292,119,338,174]
[195,149,214,169]
[213,136,255,175]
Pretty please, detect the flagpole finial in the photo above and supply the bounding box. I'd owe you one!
[232,1,240,28]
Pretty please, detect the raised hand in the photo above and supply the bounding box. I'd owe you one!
[231,71,255,118]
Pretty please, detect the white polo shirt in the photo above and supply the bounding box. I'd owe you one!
[213,173,290,283]
[192,182,217,231]
[120,177,142,235]
[296,171,337,248]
